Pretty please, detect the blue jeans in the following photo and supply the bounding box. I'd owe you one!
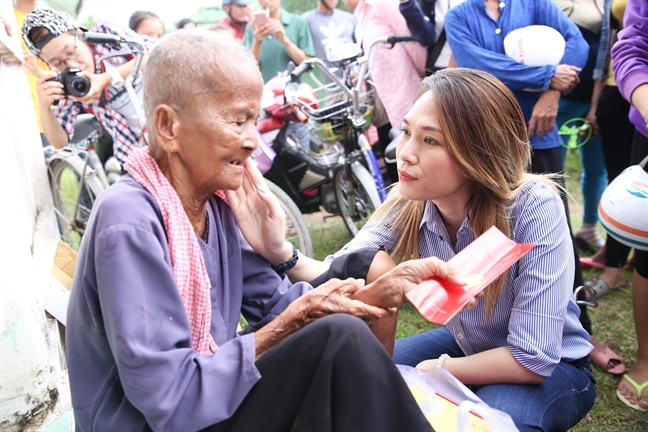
[557,99,607,224]
[394,327,597,432]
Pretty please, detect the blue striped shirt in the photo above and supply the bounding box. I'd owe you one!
[328,182,592,377]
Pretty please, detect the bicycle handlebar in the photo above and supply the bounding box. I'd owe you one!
[82,32,124,45]
[81,32,147,137]
[286,35,416,126]
[385,35,416,44]
[289,62,313,82]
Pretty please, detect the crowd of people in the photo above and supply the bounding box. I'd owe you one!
[2,0,648,430]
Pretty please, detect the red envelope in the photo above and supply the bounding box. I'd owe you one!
[406,226,535,325]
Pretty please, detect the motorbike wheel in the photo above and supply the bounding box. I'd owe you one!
[266,180,314,258]
[48,157,105,249]
[333,163,381,237]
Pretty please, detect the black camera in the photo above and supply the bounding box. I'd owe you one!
[48,67,91,98]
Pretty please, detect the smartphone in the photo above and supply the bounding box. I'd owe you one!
[254,12,268,27]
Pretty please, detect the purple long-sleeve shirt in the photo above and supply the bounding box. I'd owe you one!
[66,175,312,431]
[612,0,648,137]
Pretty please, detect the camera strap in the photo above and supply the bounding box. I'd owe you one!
[91,45,129,108]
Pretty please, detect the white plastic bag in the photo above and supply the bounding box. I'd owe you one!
[397,365,519,432]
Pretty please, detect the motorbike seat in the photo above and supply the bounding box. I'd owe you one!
[70,113,114,165]
[384,128,401,164]
[70,114,102,144]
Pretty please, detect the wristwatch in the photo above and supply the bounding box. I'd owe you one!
[109,67,124,88]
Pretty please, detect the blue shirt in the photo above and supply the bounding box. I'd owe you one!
[328,182,592,377]
[445,0,588,150]
[66,176,312,431]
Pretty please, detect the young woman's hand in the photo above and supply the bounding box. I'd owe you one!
[225,159,289,265]
[352,256,466,309]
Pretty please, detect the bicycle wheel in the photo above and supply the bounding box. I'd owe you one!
[266,180,314,258]
[48,157,105,247]
[334,162,381,237]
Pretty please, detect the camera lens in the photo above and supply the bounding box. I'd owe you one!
[66,75,91,97]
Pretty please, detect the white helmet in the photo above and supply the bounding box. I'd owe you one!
[504,25,566,66]
[504,25,566,92]
[598,157,648,251]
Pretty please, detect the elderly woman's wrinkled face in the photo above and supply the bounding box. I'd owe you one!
[175,67,263,193]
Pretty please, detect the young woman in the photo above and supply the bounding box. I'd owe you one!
[326,68,597,431]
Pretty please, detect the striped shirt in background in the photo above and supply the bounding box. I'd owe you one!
[327,182,593,376]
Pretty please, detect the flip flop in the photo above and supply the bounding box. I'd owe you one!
[617,374,648,411]
[590,345,625,375]
[579,257,605,270]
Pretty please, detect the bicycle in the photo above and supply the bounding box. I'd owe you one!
[46,116,118,247]
[284,35,416,236]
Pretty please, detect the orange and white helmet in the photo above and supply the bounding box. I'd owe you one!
[598,157,648,251]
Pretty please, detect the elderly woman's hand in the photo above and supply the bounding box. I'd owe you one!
[225,159,290,264]
[350,256,467,309]
[254,278,394,360]
[295,278,394,326]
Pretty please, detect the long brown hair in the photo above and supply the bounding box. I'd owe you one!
[371,68,559,316]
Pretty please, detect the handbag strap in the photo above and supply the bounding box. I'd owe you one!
[425,28,446,76]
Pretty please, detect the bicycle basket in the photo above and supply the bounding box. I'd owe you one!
[298,82,375,145]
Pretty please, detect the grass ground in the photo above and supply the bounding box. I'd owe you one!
[306,149,647,431]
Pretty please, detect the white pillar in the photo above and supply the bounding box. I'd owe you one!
[0,3,70,430]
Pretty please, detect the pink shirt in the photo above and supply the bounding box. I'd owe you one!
[354,0,427,127]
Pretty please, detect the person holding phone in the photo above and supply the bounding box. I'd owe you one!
[243,0,315,83]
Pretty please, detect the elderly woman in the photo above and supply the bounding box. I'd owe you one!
[65,30,462,431]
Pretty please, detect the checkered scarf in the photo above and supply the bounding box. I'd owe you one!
[125,147,227,355]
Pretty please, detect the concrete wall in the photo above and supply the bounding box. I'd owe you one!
[0,3,71,430]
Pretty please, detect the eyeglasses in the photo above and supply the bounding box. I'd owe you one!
[47,34,81,71]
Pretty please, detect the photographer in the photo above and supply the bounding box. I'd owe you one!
[22,7,154,166]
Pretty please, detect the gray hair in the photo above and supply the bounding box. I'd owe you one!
[143,30,259,145]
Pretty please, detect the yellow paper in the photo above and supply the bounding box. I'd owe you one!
[408,385,491,432]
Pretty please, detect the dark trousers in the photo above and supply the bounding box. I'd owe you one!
[597,85,635,268]
[205,314,434,432]
[531,147,591,333]
[630,131,648,279]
